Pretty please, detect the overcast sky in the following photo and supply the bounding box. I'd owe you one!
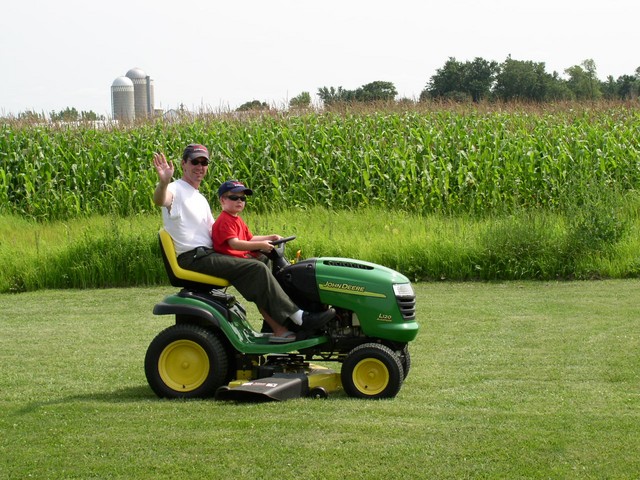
[1,0,638,117]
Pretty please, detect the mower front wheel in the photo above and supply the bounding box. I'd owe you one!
[145,324,229,399]
[341,343,403,399]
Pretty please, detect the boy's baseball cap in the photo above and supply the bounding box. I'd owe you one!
[182,144,209,161]
[218,180,253,197]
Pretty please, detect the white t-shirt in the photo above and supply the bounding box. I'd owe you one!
[162,179,214,256]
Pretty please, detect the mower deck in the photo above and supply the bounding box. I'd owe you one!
[217,364,342,402]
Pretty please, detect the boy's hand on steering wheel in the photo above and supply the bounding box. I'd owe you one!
[257,240,274,252]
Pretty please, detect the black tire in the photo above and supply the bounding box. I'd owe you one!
[308,387,329,399]
[399,345,411,380]
[145,324,229,399]
[341,343,403,399]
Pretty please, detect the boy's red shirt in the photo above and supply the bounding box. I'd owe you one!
[212,210,256,258]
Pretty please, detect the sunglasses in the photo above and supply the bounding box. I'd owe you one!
[225,195,247,202]
[189,158,209,166]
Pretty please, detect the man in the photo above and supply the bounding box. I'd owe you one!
[152,143,334,342]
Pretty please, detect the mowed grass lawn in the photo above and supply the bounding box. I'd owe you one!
[1,280,639,479]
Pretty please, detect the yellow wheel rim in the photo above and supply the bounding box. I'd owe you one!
[351,358,389,395]
[158,340,210,392]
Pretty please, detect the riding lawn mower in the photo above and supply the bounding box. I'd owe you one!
[144,229,419,401]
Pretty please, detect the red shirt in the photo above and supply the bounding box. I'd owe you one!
[212,210,255,258]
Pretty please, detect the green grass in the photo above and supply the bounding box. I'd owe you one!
[1,281,639,479]
[2,202,640,293]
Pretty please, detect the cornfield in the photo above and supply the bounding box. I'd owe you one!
[1,104,640,220]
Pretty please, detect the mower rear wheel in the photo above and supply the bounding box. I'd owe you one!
[145,324,229,399]
[341,343,403,399]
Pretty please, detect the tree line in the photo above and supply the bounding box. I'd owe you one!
[419,57,638,103]
[8,56,640,120]
[311,57,639,107]
[15,107,105,123]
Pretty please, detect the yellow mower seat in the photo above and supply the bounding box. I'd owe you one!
[158,228,230,289]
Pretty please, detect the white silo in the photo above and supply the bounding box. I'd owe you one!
[111,76,135,122]
[147,76,155,116]
[126,67,154,118]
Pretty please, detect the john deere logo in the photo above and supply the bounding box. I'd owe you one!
[319,281,386,299]
[321,281,365,293]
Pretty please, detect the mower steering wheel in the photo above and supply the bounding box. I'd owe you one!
[269,235,296,246]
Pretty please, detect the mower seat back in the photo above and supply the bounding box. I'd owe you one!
[158,228,230,290]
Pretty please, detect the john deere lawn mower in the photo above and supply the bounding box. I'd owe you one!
[144,229,418,401]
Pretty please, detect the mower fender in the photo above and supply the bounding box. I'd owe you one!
[152,301,221,329]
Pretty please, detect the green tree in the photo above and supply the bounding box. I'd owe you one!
[317,86,355,106]
[421,57,497,102]
[601,75,618,100]
[50,107,80,122]
[544,71,574,101]
[236,100,270,112]
[289,91,311,109]
[80,110,103,121]
[17,110,45,122]
[466,57,499,102]
[420,57,467,101]
[614,74,639,100]
[354,81,397,102]
[565,59,602,100]
[318,81,397,106]
[494,57,551,101]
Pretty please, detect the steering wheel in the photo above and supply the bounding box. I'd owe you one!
[269,235,297,246]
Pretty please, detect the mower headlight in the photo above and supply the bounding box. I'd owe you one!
[393,283,414,297]
[393,283,416,320]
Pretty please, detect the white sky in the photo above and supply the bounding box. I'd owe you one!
[1,0,638,117]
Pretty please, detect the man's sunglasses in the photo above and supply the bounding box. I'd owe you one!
[225,195,247,202]
[189,158,209,166]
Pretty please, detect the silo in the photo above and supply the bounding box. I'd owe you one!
[146,76,155,115]
[111,76,135,122]
[126,67,153,118]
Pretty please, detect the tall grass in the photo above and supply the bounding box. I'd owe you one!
[1,103,639,220]
[0,215,165,293]
[1,197,638,293]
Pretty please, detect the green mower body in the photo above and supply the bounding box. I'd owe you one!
[145,234,418,401]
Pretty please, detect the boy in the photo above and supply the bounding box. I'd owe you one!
[212,180,279,260]
[213,180,310,343]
